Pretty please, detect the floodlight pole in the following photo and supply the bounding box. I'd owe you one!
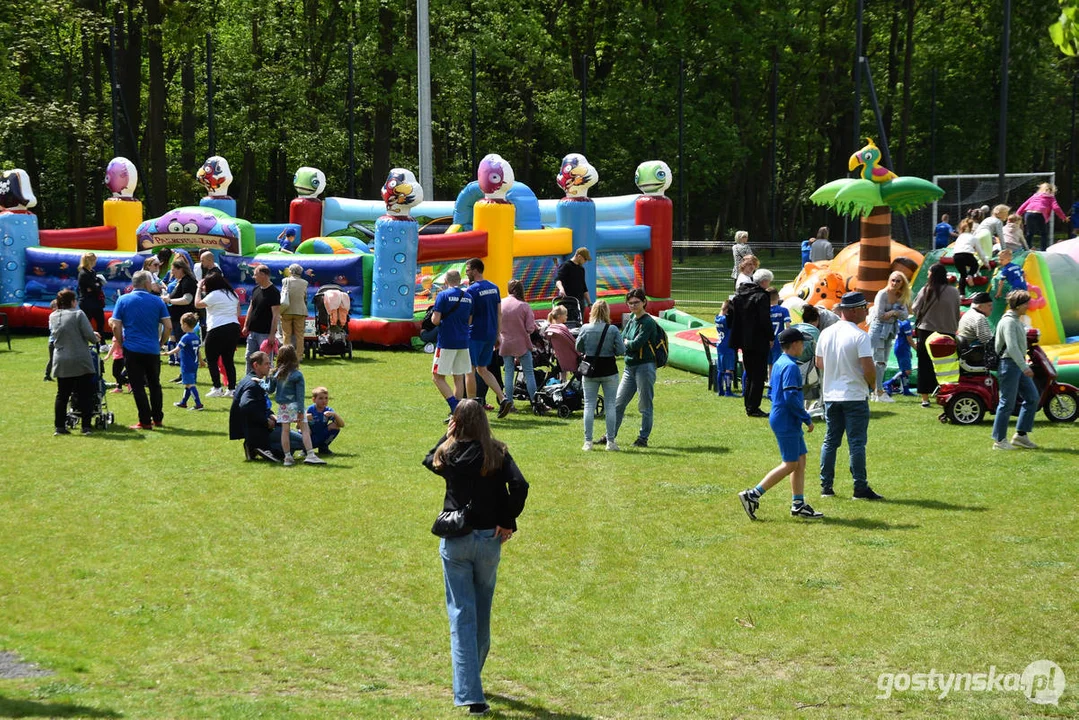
[417,0,433,200]
[999,0,1011,201]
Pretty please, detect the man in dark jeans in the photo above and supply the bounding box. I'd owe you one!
[229,351,302,462]
[243,265,281,360]
[728,268,775,418]
[111,270,171,430]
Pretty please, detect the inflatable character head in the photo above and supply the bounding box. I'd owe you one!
[105,157,138,198]
[634,160,672,196]
[784,262,847,309]
[381,168,423,217]
[557,153,598,198]
[478,154,514,200]
[0,169,36,210]
[197,156,233,197]
[294,166,326,199]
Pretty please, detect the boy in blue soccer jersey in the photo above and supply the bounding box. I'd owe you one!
[168,312,203,410]
[993,248,1028,299]
[714,299,737,396]
[738,328,822,520]
[883,318,917,397]
[767,287,791,371]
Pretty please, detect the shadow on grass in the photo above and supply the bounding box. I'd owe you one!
[884,498,990,512]
[486,694,592,719]
[153,426,222,438]
[0,697,122,718]
[820,517,919,531]
[1040,446,1079,455]
[868,410,898,419]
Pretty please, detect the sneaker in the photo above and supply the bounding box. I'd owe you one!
[423,342,435,354]
[152,420,163,428]
[110,387,124,394]
[171,375,183,384]
[606,440,620,451]
[254,447,279,463]
[128,423,153,430]
[43,375,53,382]
[853,486,884,501]
[921,401,931,408]
[746,409,768,418]
[791,502,824,518]
[81,428,93,436]
[482,403,495,412]
[820,487,835,497]
[992,439,1015,451]
[174,402,189,409]
[877,393,895,403]
[598,435,608,445]
[869,393,878,402]
[304,453,327,465]
[468,703,490,716]
[1011,434,1037,449]
[632,437,648,448]
[737,489,759,520]
[223,389,234,398]
[582,441,593,451]
[206,387,225,398]
[497,399,514,419]
[54,427,71,436]
[283,455,296,467]
[190,404,204,411]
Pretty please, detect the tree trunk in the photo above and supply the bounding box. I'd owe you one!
[145,0,167,216]
[857,206,893,296]
[181,57,197,178]
[367,4,397,197]
[897,0,915,174]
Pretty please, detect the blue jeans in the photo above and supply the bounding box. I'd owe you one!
[583,373,619,442]
[246,331,271,360]
[819,400,870,491]
[614,363,656,441]
[992,358,1040,441]
[503,352,537,401]
[440,528,501,706]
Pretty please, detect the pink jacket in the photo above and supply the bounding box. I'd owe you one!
[1016,192,1068,223]
[499,296,536,357]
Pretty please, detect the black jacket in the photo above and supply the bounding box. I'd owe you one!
[728,283,773,353]
[229,372,272,448]
[423,437,529,531]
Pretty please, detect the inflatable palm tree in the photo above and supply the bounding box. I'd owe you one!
[811,139,943,295]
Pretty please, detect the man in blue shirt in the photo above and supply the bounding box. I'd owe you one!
[112,270,171,429]
[934,213,957,250]
[431,269,473,416]
[463,258,509,410]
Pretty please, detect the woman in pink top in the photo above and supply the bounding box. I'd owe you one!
[543,305,580,381]
[1016,182,1068,251]
[499,280,547,416]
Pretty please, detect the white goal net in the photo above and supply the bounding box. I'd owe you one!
[932,172,1057,243]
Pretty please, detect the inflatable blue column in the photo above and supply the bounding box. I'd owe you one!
[372,216,418,319]
[555,198,597,300]
[200,196,237,217]
[0,212,39,305]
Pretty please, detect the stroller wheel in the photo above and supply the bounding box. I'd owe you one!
[596,397,605,418]
[106,412,115,426]
[558,405,572,419]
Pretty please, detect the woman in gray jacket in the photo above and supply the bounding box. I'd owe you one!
[575,299,626,451]
[991,290,1040,451]
[49,289,100,435]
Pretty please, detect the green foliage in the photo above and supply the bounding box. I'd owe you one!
[1049,1,1079,55]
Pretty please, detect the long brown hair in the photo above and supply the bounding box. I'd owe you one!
[433,399,507,476]
[275,344,300,382]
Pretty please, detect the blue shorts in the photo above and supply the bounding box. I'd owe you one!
[181,371,198,385]
[896,354,912,373]
[775,432,807,463]
[469,338,495,367]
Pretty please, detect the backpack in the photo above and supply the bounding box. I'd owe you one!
[650,322,669,369]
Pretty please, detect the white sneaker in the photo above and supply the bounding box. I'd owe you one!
[1011,434,1038,449]
[283,455,296,466]
[304,453,327,465]
[606,440,620,451]
[223,389,234,398]
[206,387,225,398]
[423,343,435,354]
[877,392,895,403]
[992,439,1015,451]
[582,441,593,451]
[869,393,878,402]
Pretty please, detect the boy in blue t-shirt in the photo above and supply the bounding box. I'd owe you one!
[306,386,345,454]
[800,237,813,266]
[883,318,917,397]
[934,214,956,249]
[767,288,791,369]
[168,312,203,409]
[993,248,1027,299]
[738,328,822,520]
[714,300,737,397]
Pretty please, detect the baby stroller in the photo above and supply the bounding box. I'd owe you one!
[311,284,353,359]
[65,344,114,431]
[535,372,599,419]
[512,330,554,403]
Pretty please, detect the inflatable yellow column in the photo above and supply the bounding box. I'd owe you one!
[104,199,143,251]
[473,200,515,294]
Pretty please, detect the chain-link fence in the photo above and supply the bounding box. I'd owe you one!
[671,242,822,307]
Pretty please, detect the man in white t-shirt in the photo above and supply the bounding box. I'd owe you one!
[814,291,883,500]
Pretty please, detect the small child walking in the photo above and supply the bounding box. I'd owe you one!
[714,299,737,396]
[884,318,917,397]
[273,344,326,466]
[738,328,823,520]
[168,312,203,410]
[109,334,128,393]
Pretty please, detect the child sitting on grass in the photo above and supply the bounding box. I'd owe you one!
[738,328,822,520]
[273,344,326,466]
[168,312,203,410]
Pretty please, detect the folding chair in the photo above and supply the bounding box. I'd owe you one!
[698,332,717,392]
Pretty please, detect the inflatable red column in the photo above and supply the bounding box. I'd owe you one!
[289,198,323,241]
[636,194,672,298]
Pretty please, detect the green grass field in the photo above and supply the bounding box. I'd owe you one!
[1,331,1077,719]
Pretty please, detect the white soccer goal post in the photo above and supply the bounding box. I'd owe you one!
[932,172,1057,241]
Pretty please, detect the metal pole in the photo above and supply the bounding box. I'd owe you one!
[862,58,912,246]
[999,0,1011,200]
[581,54,588,155]
[206,32,215,156]
[471,47,477,172]
[854,0,864,148]
[348,42,356,197]
[770,48,778,248]
[1071,74,1077,203]
[678,57,685,263]
[930,67,937,178]
[108,27,121,157]
[417,0,433,200]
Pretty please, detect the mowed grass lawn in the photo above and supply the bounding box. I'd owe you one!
[1,331,1077,719]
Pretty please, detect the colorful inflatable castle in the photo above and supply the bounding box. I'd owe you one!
[0,153,678,353]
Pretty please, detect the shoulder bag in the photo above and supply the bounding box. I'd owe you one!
[579,323,618,377]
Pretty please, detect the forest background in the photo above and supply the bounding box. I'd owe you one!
[1,0,1076,245]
